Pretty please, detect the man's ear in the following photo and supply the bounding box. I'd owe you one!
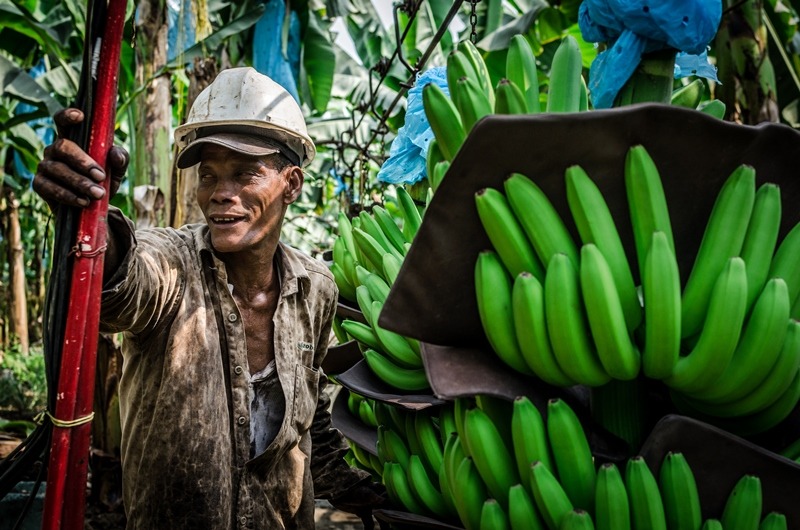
[283,166,304,204]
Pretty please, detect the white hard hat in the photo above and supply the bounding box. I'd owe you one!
[174,67,316,168]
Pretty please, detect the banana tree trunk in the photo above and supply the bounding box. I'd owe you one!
[715,0,779,124]
[3,186,28,354]
[135,0,171,225]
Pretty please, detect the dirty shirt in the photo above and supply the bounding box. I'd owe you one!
[99,211,369,529]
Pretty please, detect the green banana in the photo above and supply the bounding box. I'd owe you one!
[362,348,430,392]
[624,145,675,276]
[331,263,357,302]
[385,461,427,514]
[346,390,364,417]
[512,272,576,386]
[480,499,511,530]
[454,397,474,456]
[721,474,762,530]
[740,184,782,313]
[665,257,748,394]
[546,35,584,113]
[353,227,391,275]
[545,253,611,387]
[475,250,535,375]
[506,34,540,112]
[415,411,445,476]
[337,212,357,257]
[475,187,545,280]
[659,452,702,530]
[641,231,682,379]
[453,457,489,530]
[342,248,360,288]
[439,405,458,446]
[458,39,495,109]
[359,210,400,259]
[407,454,451,519]
[359,399,379,428]
[444,432,467,490]
[702,519,724,530]
[768,222,800,310]
[464,407,519,508]
[505,172,579,268]
[566,164,641,331]
[370,300,422,368]
[687,278,790,404]
[475,394,514,452]
[681,165,756,338]
[495,78,529,114]
[670,78,706,108]
[559,510,596,530]
[431,159,450,192]
[372,205,409,255]
[724,369,800,436]
[356,265,391,303]
[547,398,596,513]
[448,49,479,98]
[355,284,374,322]
[675,320,800,418]
[438,442,459,517]
[579,75,589,112]
[759,513,787,530]
[426,138,444,187]
[508,483,546,530]
[580,243,642,380]
[382,252,403,285]
[396,186,423,241]
[381,425,411,469]
[423,82,466,162]
[455,75,494,131]
[341,319,382,351]
[626,456,667,530]
[511,396,554,486]
[529,460,575,530]
[699,99,726,119]
[595,463,630,530]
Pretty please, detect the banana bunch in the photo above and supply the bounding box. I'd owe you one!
[473,142,800,434]
[329,197,432,392]
[373,402,460,522]
[423,35,587,191]
[345,390,379,429]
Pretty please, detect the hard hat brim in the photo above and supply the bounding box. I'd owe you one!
[176,132,298,169]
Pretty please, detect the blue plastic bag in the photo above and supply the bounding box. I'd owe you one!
[376,67,450,186]
[579,0,722,109]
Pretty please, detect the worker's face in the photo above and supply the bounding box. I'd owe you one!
[195,144,303,255]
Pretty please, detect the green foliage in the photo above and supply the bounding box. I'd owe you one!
[0,344,47,415]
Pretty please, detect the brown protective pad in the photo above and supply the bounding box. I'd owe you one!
[421,343,630,463]
[336,299,367,325]
[641,415,800,526]
[322,339,363,375]
[373,509,464,530]
[334,359,447,411]
[379,103,800,346]
[330,387,378,455]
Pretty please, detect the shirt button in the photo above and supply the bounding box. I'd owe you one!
[239,516,247,525]
[228,313,238,322]
[238,416,247,425]
[234,366,244,375]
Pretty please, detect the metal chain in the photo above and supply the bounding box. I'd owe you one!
[469,0,479,43]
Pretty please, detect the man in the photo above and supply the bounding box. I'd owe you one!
[34,67,385,529]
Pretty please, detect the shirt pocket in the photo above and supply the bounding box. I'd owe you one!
[291,364,320,434]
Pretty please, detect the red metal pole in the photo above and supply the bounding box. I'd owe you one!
[41,0,127,528]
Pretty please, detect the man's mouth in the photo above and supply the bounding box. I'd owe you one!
[210,215,245,225]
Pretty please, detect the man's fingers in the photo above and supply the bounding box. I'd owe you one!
[47,138,107,185]
[35,159,107,206]
[53,108,84,138]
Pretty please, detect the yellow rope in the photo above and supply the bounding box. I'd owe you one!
[34,410,95,428]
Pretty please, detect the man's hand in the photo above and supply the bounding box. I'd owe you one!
[329,479,388,530]
[33,108,128,211]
